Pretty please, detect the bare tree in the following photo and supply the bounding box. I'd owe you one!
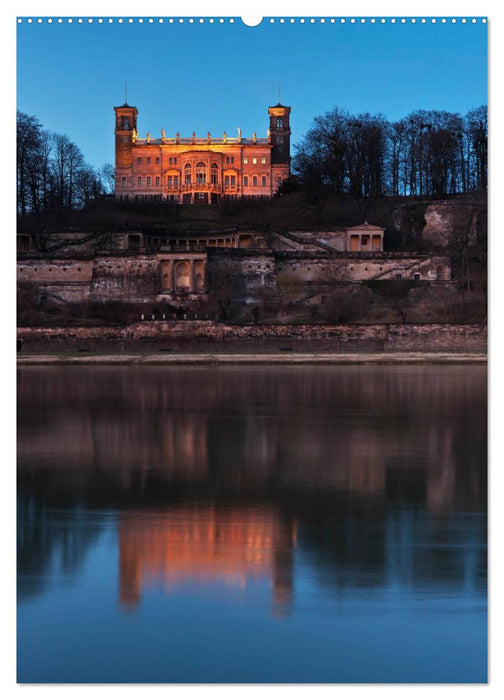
[17,112,43,216]
[17,111,105,219]
[465,106,488,192]
[100,163,115,195]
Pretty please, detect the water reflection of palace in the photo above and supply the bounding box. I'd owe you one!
[119,507,296,615]
[17,365,487,605]
[17,365,486,511]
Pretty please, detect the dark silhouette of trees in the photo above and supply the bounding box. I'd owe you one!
[17,112,43,217]
[294,105,487,199]
[465,106,488,192]
[17,110,113,218]
[294,107,388,201]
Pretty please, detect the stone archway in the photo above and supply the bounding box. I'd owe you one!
[194,260,206,292]
[161,273,170,290]
[160,260,172,291]
[175,261,191,291]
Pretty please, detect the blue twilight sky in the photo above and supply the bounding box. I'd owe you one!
[16,17,487,171]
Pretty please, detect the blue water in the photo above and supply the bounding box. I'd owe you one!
[17,365,487,683]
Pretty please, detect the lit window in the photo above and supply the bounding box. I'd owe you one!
[253,176,257,187]
[278,135,284,144]
[244,157,248,164]
[276,117,283,129]
[252,157,257,165]
[261,157,266,164]
[261,176,267,187]
[196,162,206,184]
[243,176,248,187]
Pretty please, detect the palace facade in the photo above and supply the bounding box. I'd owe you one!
[114,103,291,204]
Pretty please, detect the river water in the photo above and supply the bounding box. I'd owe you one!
[17,365,487,683]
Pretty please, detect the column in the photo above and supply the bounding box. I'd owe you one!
[190,259,195,292]
[172,260,177,292]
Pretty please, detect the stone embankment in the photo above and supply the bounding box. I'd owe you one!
[17,321,487,355]
[17,352,486,366]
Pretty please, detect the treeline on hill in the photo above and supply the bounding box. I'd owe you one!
[17,105,487,234]
[17,111,114,218]
[290,106,487,217]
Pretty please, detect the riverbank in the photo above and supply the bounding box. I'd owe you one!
[17,351,487,366]
[17,321,487,356]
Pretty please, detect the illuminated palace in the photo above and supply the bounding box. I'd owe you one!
[114,102,291,204]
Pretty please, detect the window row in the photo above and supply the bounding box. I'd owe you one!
[122,172,279,189]
[136,157,161,165]
[243,176,268,187]
[243,157,267,165]
[134,155,264,167]
[131,176,162,187]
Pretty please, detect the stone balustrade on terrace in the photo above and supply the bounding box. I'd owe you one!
[134,137,270,146]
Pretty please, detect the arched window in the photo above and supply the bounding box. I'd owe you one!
[184,163,191,185]
[196,162,206,184]
[175,262,191,291]
[211,163,219,185]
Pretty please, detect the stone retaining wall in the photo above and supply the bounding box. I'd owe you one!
[17,322,487,352]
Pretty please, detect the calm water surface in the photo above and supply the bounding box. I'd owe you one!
[17,365,487,683]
